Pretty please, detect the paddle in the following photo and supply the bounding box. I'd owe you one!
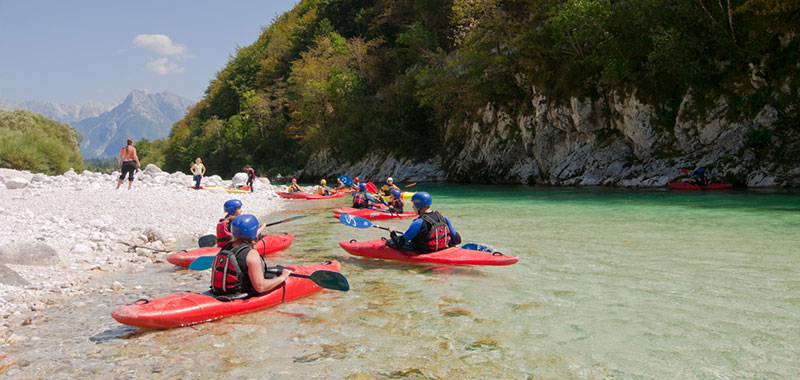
[197,215,308,247]
[405,182,417,188]
[188,260,349,291]
[339,214,492,253]
[338,213,396,232]
[339,174,353,187]
[366,181,378,194]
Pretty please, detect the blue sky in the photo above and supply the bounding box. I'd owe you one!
[0,0,298,105]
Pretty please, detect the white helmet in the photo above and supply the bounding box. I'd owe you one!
[387,177,393,182]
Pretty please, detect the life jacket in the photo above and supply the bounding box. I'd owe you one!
[210,243,265,295]
[352,192,369,208]
[216,218,233,248]
[389,198,404,213]
[411,211,451,252]
[381,184,398,196]
[288,183,301,193]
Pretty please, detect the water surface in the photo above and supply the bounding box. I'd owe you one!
[3,185,799,379]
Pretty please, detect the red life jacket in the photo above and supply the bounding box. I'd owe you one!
[210,243,265,295]
[411,211,451,252]
[216,218,233,248]
[389,198,404,213]
[352,192,369,208]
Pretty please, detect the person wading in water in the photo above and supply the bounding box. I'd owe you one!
[116,138,141,190]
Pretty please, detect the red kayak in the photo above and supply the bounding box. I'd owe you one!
[305,191,345,200]
[112,261,340,328]
[332,207,416,220]
[667,182,733,190]
[339,239,519,266]
[166,233,294,267]
[276,191,312,199]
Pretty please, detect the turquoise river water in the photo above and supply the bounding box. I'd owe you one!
[2,184,799,379]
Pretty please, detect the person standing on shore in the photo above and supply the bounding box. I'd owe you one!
[245,165,256,192]
[191,158,206,190]
[116,138,140,190]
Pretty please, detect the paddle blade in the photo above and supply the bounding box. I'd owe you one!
[461,243,495,253]
[681,168,688,175]
[366,182,378,193]
[188,255,215,270]
[198,234,216,248]
[404,182,417,188]
[309,270,350,291]
[339,213,372,229]
[339,175,353,187]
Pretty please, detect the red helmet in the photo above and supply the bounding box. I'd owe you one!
[354,177,359,181]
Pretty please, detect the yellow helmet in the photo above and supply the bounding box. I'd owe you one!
[320,179,327,185]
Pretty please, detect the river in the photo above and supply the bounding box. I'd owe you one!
[3,184,799,379]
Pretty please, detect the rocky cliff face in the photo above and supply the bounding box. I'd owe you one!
[302,88,799,187]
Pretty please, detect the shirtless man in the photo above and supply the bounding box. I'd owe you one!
[116,138,140,190]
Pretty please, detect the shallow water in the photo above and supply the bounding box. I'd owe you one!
[3,185,800,379]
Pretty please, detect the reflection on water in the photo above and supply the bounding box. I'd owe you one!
[2,185,799,379]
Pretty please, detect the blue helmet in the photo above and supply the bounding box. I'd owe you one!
[223,199,243,215]
[411,192,432,209]
[391,189,402,199]
[232,214,259,239]
[697,167,705,174]
[359,183,367,191]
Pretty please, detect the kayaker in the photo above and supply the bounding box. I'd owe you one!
[690,168,709,186]
[217,200,268,247]
[245,164,256,192]
[212,214,292,295]
[190,157,206,190]
[387,192,461,253]
[287,178,302,193]
[352,183,372,209]
[350,177,361,191]
[336,178,347,190]
[315,179,331,196]
[387,189,404,213]
[380,177,400,197]
[116,138,140,190]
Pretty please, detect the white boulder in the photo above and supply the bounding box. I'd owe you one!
[5,177,30,189]
[231,172,249,186]
[143,164,164,175]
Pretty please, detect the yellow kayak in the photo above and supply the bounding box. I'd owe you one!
[377,191,416,201]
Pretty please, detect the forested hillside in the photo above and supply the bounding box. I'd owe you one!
[0,109,84,174]
[161,0,799,184]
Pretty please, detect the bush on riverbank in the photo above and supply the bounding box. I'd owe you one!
[0,109,84,174]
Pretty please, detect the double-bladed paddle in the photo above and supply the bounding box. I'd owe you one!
[338,213,493,252]
[339,174,353,187]
[188,259,349,291]
[197,215,308,247]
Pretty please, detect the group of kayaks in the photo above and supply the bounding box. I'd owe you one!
[190,185,251,194]
[112,181,518,329]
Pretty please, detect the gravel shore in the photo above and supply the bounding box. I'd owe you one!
[0,165,287,336]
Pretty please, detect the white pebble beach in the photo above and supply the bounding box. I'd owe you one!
[0,165,288,331]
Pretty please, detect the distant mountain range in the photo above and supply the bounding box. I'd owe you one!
[1,90,194,158]
[0,98,116,123]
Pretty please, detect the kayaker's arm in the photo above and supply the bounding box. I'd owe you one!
[444,216,461,246]
[388,219,423,247]
[246,250,291,293]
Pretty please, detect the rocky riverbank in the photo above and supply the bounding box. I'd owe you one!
[0,165,286,338]
[299,89,800,187]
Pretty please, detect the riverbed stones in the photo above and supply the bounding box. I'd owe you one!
[5,178,30,190]
[0,264,29,286]
[0,241,59,266]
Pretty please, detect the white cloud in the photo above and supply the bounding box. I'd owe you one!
[132,34,191,58]
[146,58,184,75]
